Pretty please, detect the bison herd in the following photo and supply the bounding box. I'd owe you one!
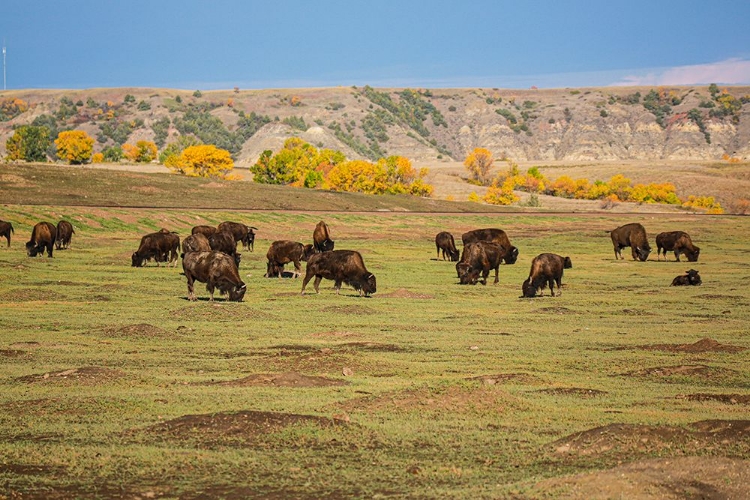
[2,216,704,301]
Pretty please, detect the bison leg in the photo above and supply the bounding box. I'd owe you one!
[554,277,562,297]
[493,266,499,284]
[46,242,54,258]
[334,279,342,294]
[314,276,324,294]
[293,260,301,278]
[674,250,681,262]
[301,272,313,295]
[186,273,197,301]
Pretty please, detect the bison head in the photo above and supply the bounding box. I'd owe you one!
[686,269,701,285]
[228,283,247,302]
[521,278,537,298]
[449,249,460,262]
[504,246,519,265]
[26,241,40,257]
[685,246,700,262]
[635,246,651,262]
[265,261,280,278]
[456,263,479,285]
[321,239,335,252]
[563,256,573,269]
[131,252,144,267]
[361,273,377,296]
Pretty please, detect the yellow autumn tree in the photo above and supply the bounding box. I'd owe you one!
[122,140,157,163]
[484,176,519,205]
[464,147,494,184]
[55,130,94,164]
[164,144,234,179]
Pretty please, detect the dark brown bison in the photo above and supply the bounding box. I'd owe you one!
[208,231,241,267]
[656,231,700,262]
[26,222,57,257]
[191,225,218,238]
[182,233,211,254]
[54,220,75,250]
[131,231,180,267]
[301,250,376,296]
[313,220,334,253]
[182,251,246,302]
[455,241,504,285]
[461,228,519,264]
[435,231,459,261]
[671,269,702,286]
[608,223,651,261]
[522,253,573,298]
[0,220,14,247]
[265,240,314,278]
[218,221,257,251]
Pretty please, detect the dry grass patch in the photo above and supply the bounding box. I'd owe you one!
[636,337,746,353]
[14,366,126,385]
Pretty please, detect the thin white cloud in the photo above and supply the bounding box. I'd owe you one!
[613,58,750,86]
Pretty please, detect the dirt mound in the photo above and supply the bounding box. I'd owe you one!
[0,349,27,357]
[533,456,750,499]
[551,419,749,458]
[255,345,377,376]
[14,366,126,385]
[678,393,750,404]
[207,372,349,388]
[171,305,277,322]
[638,337,746,353]
[379,288,435,299]
[98,323,172,339]
[138,410,343,447]
[468,373,544,385]
[320,304,377,315]
[536,387,608,397]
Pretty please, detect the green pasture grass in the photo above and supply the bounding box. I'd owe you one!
[0,205,748,497]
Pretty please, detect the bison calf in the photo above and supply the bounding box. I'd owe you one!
[456,241,504,285]
[55,220,75,250]
[671,269,701,286]
[609,223,651,261]
[656,231,700,262]
[26,222,57,258]
[522,253,572,298]
[0,220,14,247]
[435,231,459,261]
[265,240,313,278]
[461,228,519,264]
[182,251,246,301]
[301,250,376,296]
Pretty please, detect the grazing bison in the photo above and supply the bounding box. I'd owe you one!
[435,231,459,261]
[265,240,314,278]
[182,233,211,254]
[522,253,573,298]
[656,231,700,262]
[208,231,241,267]
[301,250,376,296]
[671,269,702,286]
[0,220,14,247]
[461,228,519,264]
[313,220,335,253]
[131,230,180,267]
[55,220,75,250]
[608,223,651,261]
[26,222,57,257]
[455,241,504,285]
[191,225,218,238]
[218,221,257,251]
[182,251,246,302]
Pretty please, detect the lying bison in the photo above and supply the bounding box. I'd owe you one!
[265,240,314,278]
[435,231,459,261]
[132,230,180,267]
[671,269,702,286]
[301,250,376,296]
[461,228,518,264]
[456,241,504,285]
[313,220,335,253]
[182,251,246,301]
[608,223,651,261]
[656,231,700,262]
[26,222,57,257]
[182,233,211,254]
[0,220,14,247]
[218,221,257,251]
[55,220,75,250]
[522,253,573,298]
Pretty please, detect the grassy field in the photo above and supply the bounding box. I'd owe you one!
[1,163,749,498]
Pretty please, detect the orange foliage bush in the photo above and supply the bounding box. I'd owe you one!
[165,144,234,179]
[54,130,94,164]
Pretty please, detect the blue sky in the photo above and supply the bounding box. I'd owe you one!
[2,0,749,90]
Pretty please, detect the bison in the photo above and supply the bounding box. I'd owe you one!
[313,220,335,253]
[208,231,242,268]
[461,228,519,264]
[191,225,218,238]
[132,231,180,267]
[435,231,459,261]
[301,250,376,296]
[182,233,211,254]
[656,231,700,262]
[521,253,573,298]
[218,221,257,251]
[455,241,504,285]
[671,269,702,286]
[0,220,14,247]
[26,222,57,257]
[608,223,651,261]
[55,220,75,250]
[265,240,314,278]
[182,251,246,302]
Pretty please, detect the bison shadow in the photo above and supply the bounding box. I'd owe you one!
[178,296,242,303]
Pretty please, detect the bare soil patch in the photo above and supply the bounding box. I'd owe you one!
[637,337,746,353]
[0,349,27,357]
[378,288,435,299]
[533,456,750,500]
[621,364,738,383]
[205,372,349,388]
[535,387,608,397]
[14,366,126,385]
[677,393,750,405]
[255,346,373,376]
[136,410,343,447]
